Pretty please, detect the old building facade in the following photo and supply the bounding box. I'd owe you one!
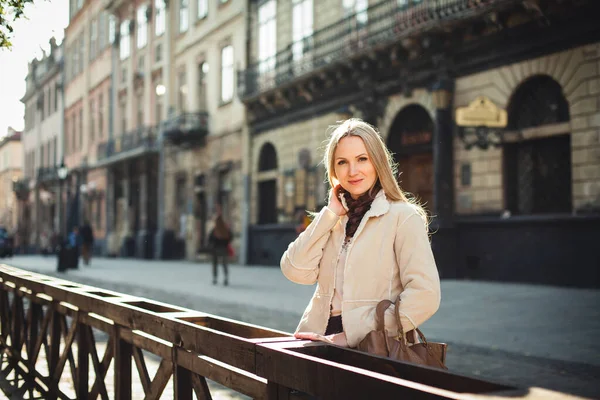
[19,39,65,253]
[58,0,247,261]
[157,0,247,260]
[238,0,600,287]
[0,129,23,235]
[63,0,113,254]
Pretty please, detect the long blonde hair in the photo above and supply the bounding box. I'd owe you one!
[323,118,428,225]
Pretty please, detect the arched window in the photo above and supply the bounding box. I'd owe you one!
[504,75,571,214]
[507,75,570,130]
[258,142,278,172]
[386,104,434,210]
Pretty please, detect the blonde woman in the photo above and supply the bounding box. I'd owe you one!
[281,118,441,348]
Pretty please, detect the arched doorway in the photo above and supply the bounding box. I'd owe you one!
[387,104,434,210]
[504,75,571,214]
[257,142,278,224]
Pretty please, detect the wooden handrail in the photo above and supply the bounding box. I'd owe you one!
[0,265,576,399]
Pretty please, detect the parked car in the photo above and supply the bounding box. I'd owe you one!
[0,227,14,258]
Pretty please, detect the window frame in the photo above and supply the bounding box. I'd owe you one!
[220,44,234,104]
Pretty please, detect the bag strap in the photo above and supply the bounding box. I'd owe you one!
[394,296,430,345]
[374,299,393,332]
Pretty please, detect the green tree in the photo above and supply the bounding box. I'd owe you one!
[0,0,34,49]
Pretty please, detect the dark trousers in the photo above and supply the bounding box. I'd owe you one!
[212,247,229,282]
[325,315,343,335]
[81,242,92,265]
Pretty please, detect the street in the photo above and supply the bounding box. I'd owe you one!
[3,255,600,399]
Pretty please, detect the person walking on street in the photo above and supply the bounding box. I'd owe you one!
[80,221,95,265]
[209,214,232,286]
[67,226,81,269]
[281,118,441,349]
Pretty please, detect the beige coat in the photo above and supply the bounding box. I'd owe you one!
[281,190,441,348]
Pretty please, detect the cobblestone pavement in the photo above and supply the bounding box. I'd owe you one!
[2,255,600,399]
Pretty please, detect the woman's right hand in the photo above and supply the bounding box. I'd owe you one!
[328,184,346,216]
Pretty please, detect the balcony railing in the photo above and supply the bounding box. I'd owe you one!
[238,0,508,99]
[12,179,30,201]
[97,125,158,162]
[37,167,58,183]
[161,111,209,146]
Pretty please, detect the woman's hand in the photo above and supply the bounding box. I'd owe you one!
[294,331,349,347]
[327,184,346,216]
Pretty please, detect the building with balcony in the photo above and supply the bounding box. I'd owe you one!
[63,0,116,255]
[151,0,248,261]
[0,129,23,236]
[238,0,600,287]
[20,38,65,253]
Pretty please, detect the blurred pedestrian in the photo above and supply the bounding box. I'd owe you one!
[208,214,232,286]
[80,221,95,266]
[67,226,81,269]
[281,118,441,349]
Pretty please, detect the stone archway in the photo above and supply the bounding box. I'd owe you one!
[387,104,435,210]
[504,74,572,214]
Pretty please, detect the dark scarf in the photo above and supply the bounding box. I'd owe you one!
[342,182,381,239]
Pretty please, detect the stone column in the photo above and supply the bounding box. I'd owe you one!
[431,79,457,279]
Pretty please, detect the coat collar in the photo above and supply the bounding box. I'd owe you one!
[340,189,390,218]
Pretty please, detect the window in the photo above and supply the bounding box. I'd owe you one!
[90,99,95,142]
[90,19,98,60]
[109,15,117,44]
[73,42,80,76]
[155,0,165,36]
[292,0,313,61]
[155,43,162,62]
[197,0,208,19]
[343,0,368,27]
[121,98,127,134]
[79,108,83,150]
[137,5,148,49]
[197,62,208,110]
[98,12,106,50]
[258,0,276,74]
[137,94,144,127]
[79,36,85,72]
[221,45,234,103]
[178,70,187,112]
[98,94,104,138]
[179,0,189,33]
[120,20,130,60]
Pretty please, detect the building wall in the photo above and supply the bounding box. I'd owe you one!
[64,0,112,169]
[454,42,600,214]
[163,0,247,260]
[0,140,23,232]
[250,112,340,225]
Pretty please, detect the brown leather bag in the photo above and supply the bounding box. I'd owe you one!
[356,297,448,369]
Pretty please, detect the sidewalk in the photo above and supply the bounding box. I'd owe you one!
[3,255,600,398]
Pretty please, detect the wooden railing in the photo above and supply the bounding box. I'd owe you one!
[0,265,573,399]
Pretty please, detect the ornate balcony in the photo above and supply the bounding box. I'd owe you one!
[37,167,58,183]
[13,179,31,201]
[161,112,209,146]
[238,0,511,100]
[96,126,158,164]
